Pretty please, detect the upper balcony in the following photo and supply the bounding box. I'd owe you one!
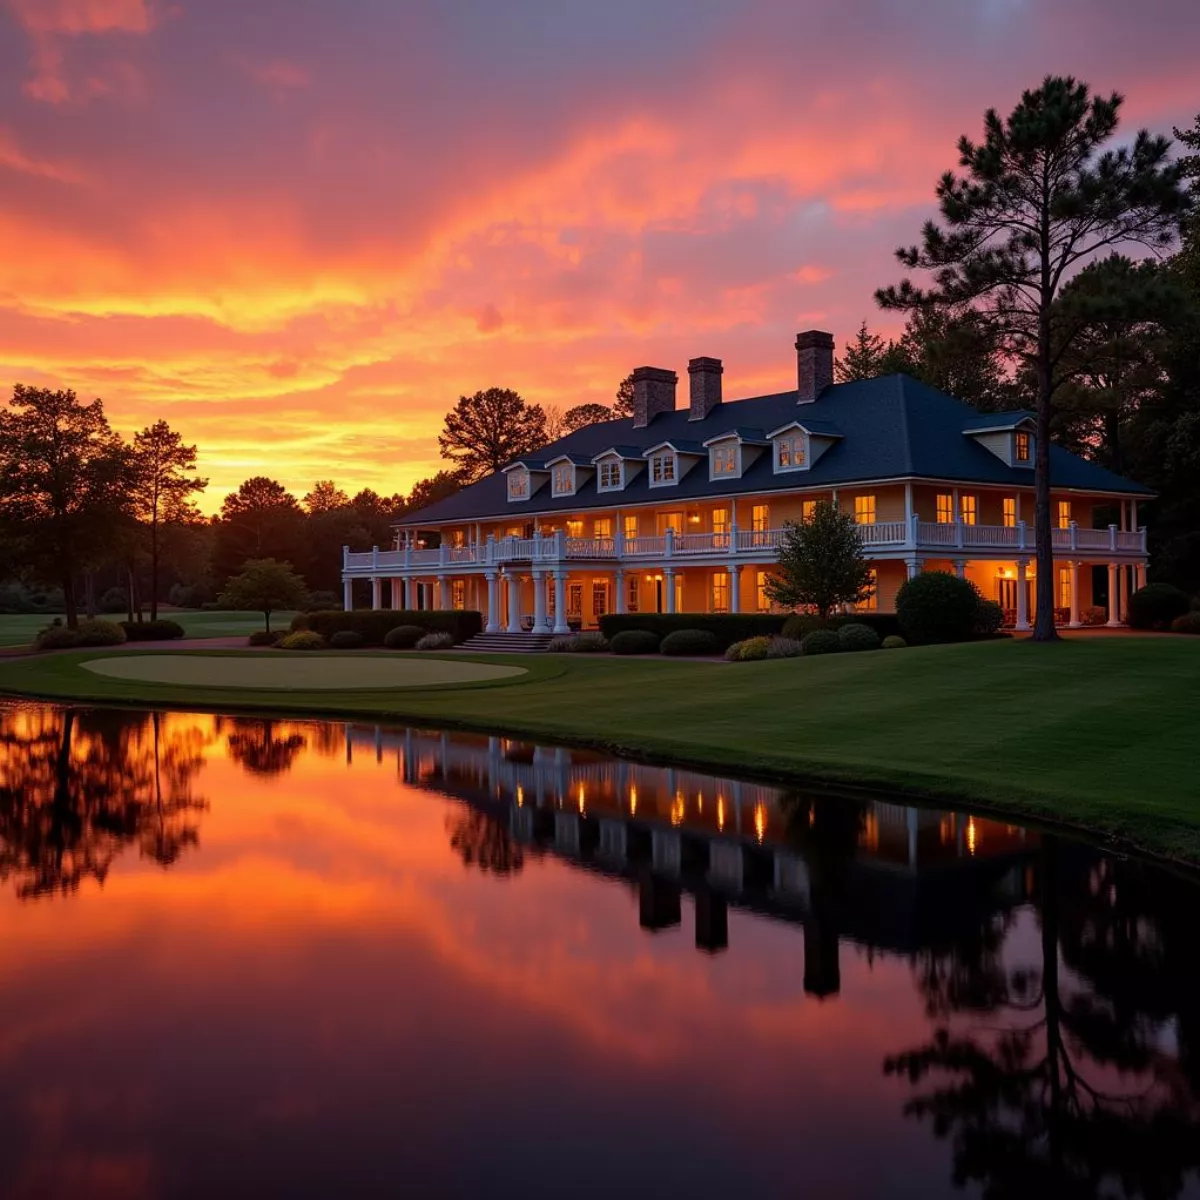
[343,517,1146,576]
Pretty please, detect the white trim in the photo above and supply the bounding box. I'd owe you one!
[595,456,625,493]
[647,449,678,488]
[765,419,844,441]
[709,442,741,481]
[773,430,809,474]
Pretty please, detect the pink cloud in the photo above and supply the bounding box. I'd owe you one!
[5,0,156,35]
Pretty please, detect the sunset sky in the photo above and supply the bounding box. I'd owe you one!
[1,0,1197,510]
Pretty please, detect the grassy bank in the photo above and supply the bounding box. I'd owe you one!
[0,610,296,647]
[0,638,1197,861]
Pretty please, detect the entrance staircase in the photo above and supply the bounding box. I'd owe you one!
[457,631,556,654]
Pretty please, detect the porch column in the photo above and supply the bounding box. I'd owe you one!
[532,570,550,634]
[615,568,627,614]
[484,571,501,633]
[952,558,966,579]
[727,564,741,613]
[371,576,382,610]
[905,558,920,580]
[1119,564,1130,623]
[552,569,570,634]
[1015,558,1030,631]
[1106,562,1121,627]
[342,579,353,611]
[1135,562,1147,590]
[437,575,449,611]
[664,567,677,614]
[1068,561,1081,628]
[506,572,522,634]
[389,578,400,609]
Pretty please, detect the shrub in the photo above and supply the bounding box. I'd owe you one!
[609,629,662,655]
[766,636,803,659]
[248,630,283,646]
[896,571,981,644]
[99,587,128,614]
[1081,605,1107,627]
[120,619,185,641]
[75,618,127,646]
[1170,612,1200,635]
[783,612,904,641]
[34,624,83,650]
[973,598,1005,637]
[726,636,771,661]
[571,631,610,653]
[295,609,482,646]
[415,631,456,651]
[329,630,366,649]
[383,624,426,649]
[305,590,342,612]
[1127,583,1190,631]
[599,613,784,651]
[837,622,881,652]
[882,635,907,649]
[801,629,842,655]
[278,630,326,650]
[781,613,827,640]
[660,629,720,657]
[547,635,578,653]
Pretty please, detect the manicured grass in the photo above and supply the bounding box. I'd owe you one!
[0,610,297,647]
[1,638,1198,862]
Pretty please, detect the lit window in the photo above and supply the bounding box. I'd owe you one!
[711,508,730,535]
[802,500,817,521]
[451,529,465,548]
[598,459,623,490]
[711,444,738,476]
[593,517,612,539]
[650,453,677,485]
[1057,500,1072,529]
[552,463,573,495]
[936,494,954,523]
[452,580,466,610]
[1015,431,1031,462]
[752,504,769,533]
[592,579,609,616]
[1058,565,1072,609]
[506,525,524,537]
[1002,498,1016,528]
[626,576,639,613]
[854,495,876,525]
[623,515,638,542]
[711,571,729,612]
[858,568,877,611]
[960,495,977,525]
[565,519,583,538]
[776,433,806,471]
[567,583,583,616]
[756,570,770,612]
[507,470,529,501]
[658,512,683,535]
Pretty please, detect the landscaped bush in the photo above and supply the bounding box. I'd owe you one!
[1127,583,1190,630]
[882,635,907,649]
[547,635,578,653]
[896,571,981,644]
[1170,612,1200,635]
[99,587,128,614]
[599,613,784,651]
[781,611,903,641]
[1081,605,1107,626]
[383,624,426,649]
[248,630,283,646]
[725,636,771,661]
[34,623,82,650]
[294,609,482,646]
[304,590,341,611]
[781,613,827,640]
[801,629,842,656]
[571,631,610,653]
[837,622,881,652]
[610,629,662,655]
[660,629,720,657]
[120,619,185,641]
[766,636,803,658]
[973,598,1005,637]
[278,630,326,650]
[329,630,366,649]
[76,618,127,646]
[415,631,456,651]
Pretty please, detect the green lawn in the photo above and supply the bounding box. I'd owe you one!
[0,610,296,647]
[0,638,1198,862]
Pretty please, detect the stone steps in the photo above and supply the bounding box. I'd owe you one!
[457,632,557,654]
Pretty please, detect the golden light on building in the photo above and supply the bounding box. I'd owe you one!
[671,790,686,826]
[516,784,525,807]
[754,802,767,843]
[577,782,586,813]
[628,784,638,815]
[966,817,978,855]
[717,794,726,831]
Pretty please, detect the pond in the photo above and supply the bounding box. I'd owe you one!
[0,701,1197,1199]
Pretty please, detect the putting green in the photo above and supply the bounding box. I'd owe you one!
[81,654,526,691]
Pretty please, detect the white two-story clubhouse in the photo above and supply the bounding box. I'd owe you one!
[342,331,1150,635]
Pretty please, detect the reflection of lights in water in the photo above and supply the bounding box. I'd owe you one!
[967,818,977,855]
[671,791,685,826]
[754,803,767,843]
[629,785,637,816]
[577,782,586,813]
[697,791,703,814]
[717,795,726,831]
[808,805,815,827]
[516,785,524,807]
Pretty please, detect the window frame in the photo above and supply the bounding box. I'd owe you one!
[751,504,769,533]
[1014,430,1032,463]
[506,469,530,502]
[774,431,808,474]
[709,441,740,480]
[960,495,978,526]
[935,493,954,524]
[649,451,678,487]
[551,462,575,497]
[1002,497,1017,528]
[711,571,730,613]
[1057,500,1072,530]
[596,457,624,492]
[854,494,877,525]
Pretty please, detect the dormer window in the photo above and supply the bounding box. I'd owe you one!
[597,459,623,491]
[1015,431,1031,462]
[711,444,738,476]
[650,452,677,486]
[776,432,807,472]
[552,463,574,496]
[507,469,529,501]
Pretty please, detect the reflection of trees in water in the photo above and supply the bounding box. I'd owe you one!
[221,718,308,777]
[445,807,529,876]
[885,837,1200,1198]
[0,707,209,899]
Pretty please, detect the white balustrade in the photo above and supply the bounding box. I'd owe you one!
[858,520,906,545]
[623,536,666,558]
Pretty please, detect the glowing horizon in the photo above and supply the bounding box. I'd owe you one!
[1,0,1196,513]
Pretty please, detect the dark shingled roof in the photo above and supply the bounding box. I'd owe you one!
[404,374,1151,525]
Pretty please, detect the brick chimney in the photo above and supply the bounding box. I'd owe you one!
[687,357,723,422]
[631,366,678,428]
[796,330,834,404]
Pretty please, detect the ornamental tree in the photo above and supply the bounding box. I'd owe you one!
[764,500,875,620]
[217,558,309,633]
[877,76,1191,641]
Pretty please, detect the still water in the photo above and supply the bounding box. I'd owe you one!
[0,701,1197,1200]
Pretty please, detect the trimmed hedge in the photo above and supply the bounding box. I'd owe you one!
[782,612,902,640]
[838,622,881,652]
[278,630,326,650]
[600,613,784,651]
[571,632,610,653]
[801,629,841,656]
[896,571,980,644]
[384,625,426,649]
[610,629,662,655]
[1127,584,1190,631]
[660,629,721,657]
[329,630,366,649]
[248,630,283,647]
[882,635,907,649]
[726,636,771,661]
[973,599,1004,637]
[120,619,185,641]
[294,609,482,646]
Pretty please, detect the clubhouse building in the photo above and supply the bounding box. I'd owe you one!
[343,332,1150,634]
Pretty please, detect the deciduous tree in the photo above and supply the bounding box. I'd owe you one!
[213,476,305,586]
[613,373,635,418]
[302,480,350,514]
[437,388,547,482]
[562,403,614,433]
[217,557,308,633]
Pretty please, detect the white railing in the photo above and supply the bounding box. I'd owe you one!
[623,536,666,558]
[565,537,616,559]
[858,520,906,546]
[737,529,781,552]
[917,521,957,546]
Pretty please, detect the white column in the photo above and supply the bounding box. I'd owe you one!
[615,568,626,615]
[342,579,353,611]
[1135,562,1147,590]
[1106,562,1121,627]
[506,572,522,634]
[1015,559,1030,631]
[727,564,741,613]
[485,571,500,633]
[371,577,382,610]
[389,578,400,609]
[438,575,449,611]
[664,567,677,614]
[532,570,550,634]
[1068,561,1081,628]
[1119,564,1130,622]
[552,570,570,634]
[952,558,966,579]
[905,558,920,580]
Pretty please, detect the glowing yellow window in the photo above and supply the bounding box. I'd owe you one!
[960,495,977,525]
[1057,566,1072,609]
[1057,500,1072,529]
[593,517,612,539]
[858,568,878,611]
[623,515,638,541]
[452,580,466,610]
[711,571,729,612]
[658,512,683,535]
[756,571,770,612]
[565,519,583,538]
[1002,498,1016,528]
[802,500,817,520]
[854,495,876,525]
[936,494,954,523]
[711,508,729,535]
[1015,431,1031,462]
[752,504,769,532]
